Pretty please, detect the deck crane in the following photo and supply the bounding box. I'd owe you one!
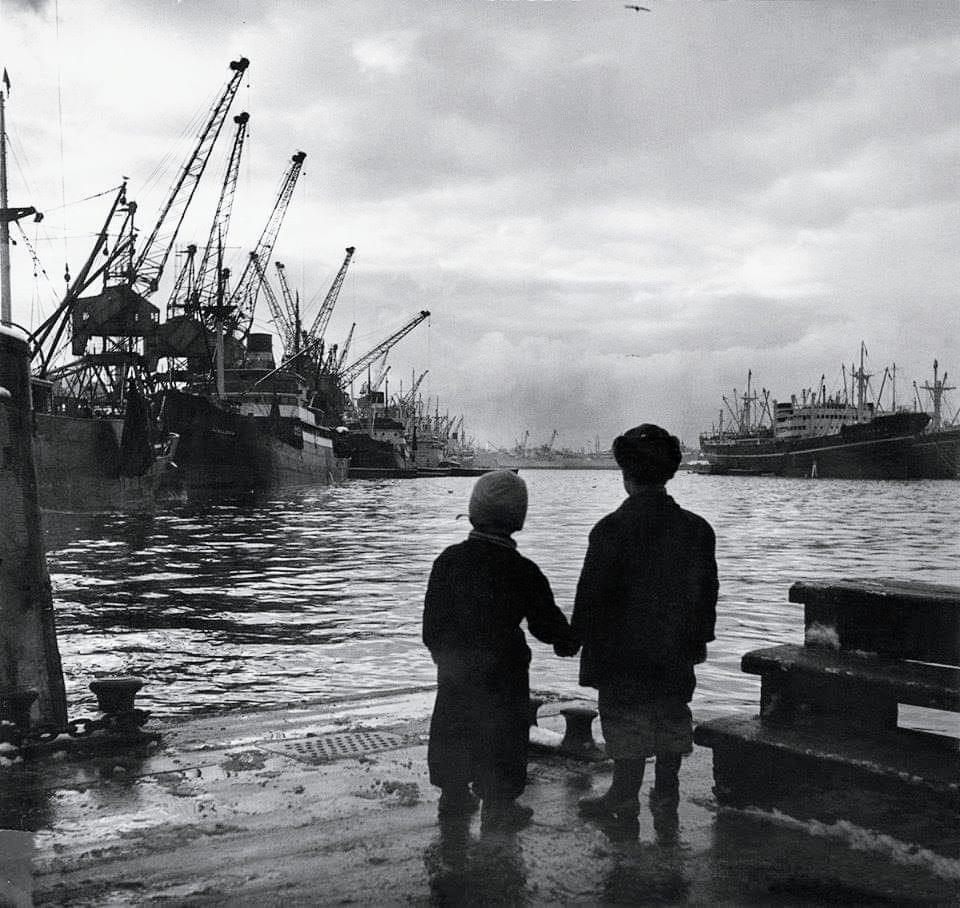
[250,255,293,349]
[134,58,249,297]
[31,58,248,395]
[302,246,356,351]
[187,110,250,317]
[335,322,356,372]
[31,183,133,375]
[225,150,306,338]
[371,359,391,392]
[403,369,429,407]
[273,261,300,355]
[338,310,430,388]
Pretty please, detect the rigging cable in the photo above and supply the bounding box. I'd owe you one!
[54,0,70,287]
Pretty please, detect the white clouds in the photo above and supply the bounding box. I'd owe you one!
[352,30,419,75]
[3,0,958,447]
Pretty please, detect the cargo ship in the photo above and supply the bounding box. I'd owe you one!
[698,352,939,479]
[158,334,348,497]
[30,378,177,513]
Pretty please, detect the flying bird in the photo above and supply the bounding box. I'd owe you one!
[624,4,651,10]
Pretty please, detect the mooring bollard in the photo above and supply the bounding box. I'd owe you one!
[0,688,38,730]
[89,677,144,714]
[559,706,601,756]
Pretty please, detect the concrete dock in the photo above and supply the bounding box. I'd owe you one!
[2,689,958,906]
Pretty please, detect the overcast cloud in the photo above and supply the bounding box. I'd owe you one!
[2,0,957,449]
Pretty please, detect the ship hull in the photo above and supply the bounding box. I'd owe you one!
[909,428,960,479]
[159,390,347,497]
[334,426,415,480]
[32,412,174,513]
[701,412,938,479]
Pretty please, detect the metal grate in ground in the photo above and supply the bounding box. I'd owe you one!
[259,730,408,765]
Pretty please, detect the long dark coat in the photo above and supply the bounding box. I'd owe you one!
[423,536,576,799]
[572,487,718,701]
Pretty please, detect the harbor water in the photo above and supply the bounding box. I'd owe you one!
[41,471,960,723]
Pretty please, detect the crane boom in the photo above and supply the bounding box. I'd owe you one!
[133,57,249,296]
[336,322,356,371]
[251,254,292,342]
[339,310,430,386]
[191,111,250,315]
[409,370,429,400]
[274,262,299,352]
[305,246,355,343]
[226,150,306,336]
[31,183,130,373]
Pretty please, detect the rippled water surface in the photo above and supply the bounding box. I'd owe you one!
[43,472,960,721]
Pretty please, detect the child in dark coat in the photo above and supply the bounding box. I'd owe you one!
[423,470,579,832]
[572,424,718,841]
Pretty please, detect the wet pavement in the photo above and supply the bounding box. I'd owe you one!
[2,688,958,906]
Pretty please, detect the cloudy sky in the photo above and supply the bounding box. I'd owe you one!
[2,0,958,449]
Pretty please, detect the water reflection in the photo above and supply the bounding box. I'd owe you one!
[425,820,528,906]
[602,843,690,905]
[42,473,960,720]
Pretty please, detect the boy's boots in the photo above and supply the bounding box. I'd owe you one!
[649,753,681,843]
[578,758,644,839]
[438,784,481,818]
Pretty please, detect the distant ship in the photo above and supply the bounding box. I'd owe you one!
[490,431,619,470]
[499,451,619,470]
[698,350,944,480]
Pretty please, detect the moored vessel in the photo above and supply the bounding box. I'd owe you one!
[699,351,940,480]
[2,81,176,513]
[158,335,348,497]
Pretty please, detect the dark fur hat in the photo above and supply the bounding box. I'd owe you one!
[612,424,682,484]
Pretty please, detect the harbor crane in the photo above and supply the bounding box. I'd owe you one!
[135,58,249,297]
[339,310,430,387]
[302,246,355,352]
[188,111,250,317]
[32,58,249,395]
[273,261,300,356]
[336,322,356,372]
[251,255,292,350]
[225,150,306,337]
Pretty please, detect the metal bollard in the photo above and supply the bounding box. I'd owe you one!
[89,677,143,714]
[0,688,38,730]
[559,706,601,757]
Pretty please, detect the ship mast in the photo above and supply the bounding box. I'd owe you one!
[920,360,954,432]
[855,341,871,422]
[0,73,38,325]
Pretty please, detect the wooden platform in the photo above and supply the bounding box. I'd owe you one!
[695,579,960,857]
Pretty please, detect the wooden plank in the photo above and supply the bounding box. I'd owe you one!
[741,644,960,714]
[695,713,960,797]
[789,580,960,664]
[694,714,960,858]
[790,579,960,608]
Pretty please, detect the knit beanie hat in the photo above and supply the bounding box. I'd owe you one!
[612,424,682,484]
[468,470,528,534]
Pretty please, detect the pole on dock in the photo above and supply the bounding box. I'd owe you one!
[0,327,67,729]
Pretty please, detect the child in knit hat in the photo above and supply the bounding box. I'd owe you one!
[423,470,579,833]
[572,425,718,842]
